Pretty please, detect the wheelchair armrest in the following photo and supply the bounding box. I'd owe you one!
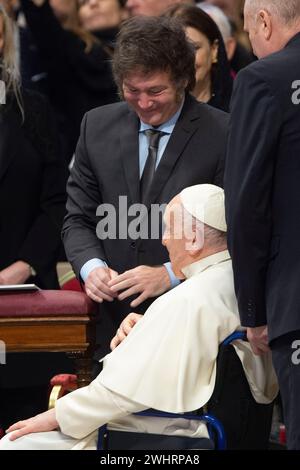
[48,374,78,409]
[221,330,247,346]
[50,374,78,387]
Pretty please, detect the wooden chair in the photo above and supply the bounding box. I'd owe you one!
[0,290,97,388]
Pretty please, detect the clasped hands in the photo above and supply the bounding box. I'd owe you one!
[84,264,171,308]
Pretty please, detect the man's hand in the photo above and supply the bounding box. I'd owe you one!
[110,312,143,350]
[84,267,119,303]
[108,265,171,308]
[6,408,58,441]
[247,325,270,355]
[0,261,31,285]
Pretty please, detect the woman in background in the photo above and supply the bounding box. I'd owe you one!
[166,3,233,112]
[0,5,71,430]
[19,0,127,162]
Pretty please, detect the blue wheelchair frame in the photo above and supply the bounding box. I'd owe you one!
[98,330,247,451]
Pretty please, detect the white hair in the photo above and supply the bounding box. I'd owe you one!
[197,2,232,40]
[244,0,300,25]
[204,223,227,249]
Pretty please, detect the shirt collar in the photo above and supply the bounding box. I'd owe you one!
[181,250,231,279]
[139,99,184,134]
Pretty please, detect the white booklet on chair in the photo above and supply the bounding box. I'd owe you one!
[0,284,41,291]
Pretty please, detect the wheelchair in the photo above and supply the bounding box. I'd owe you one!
[97,331,274,450]
[49,331,274,450]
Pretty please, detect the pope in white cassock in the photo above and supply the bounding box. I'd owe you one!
[0,185,278,450]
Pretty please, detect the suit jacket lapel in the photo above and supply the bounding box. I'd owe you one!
[144,95,202,207]
[119,107,140,205]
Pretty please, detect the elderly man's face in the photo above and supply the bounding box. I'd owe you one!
[126,0,182,17]
[122,69,184,127]
[162,197,204,278]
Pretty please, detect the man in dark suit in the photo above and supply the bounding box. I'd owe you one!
[62,16,228,356]
[224,0,300,449]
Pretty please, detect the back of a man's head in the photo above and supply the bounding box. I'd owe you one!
[244,0,300,26]
[112,16,196,95]
[126,0,195,17]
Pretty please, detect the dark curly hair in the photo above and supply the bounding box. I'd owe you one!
[112,16,196,97]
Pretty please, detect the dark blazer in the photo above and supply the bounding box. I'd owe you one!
[0,90,67,288]
[225,33,300,342]
[0,91,72,397]
[63,94,229,353]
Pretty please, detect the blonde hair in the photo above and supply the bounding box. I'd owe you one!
[0,5,23,118]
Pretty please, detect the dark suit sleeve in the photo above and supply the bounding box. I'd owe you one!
[62,114,107,278]
[213,128,227,188]
[224,65,282,327]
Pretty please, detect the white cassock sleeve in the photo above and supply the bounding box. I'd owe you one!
[55,380,146,439]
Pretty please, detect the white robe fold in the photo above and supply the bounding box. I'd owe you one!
[0,251,278,450]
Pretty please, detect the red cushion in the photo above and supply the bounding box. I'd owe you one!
[0,290,96,317]
[61,278,82,292]
[50,374,78,387]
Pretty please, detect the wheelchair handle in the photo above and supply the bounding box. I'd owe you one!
[221,330,247,346]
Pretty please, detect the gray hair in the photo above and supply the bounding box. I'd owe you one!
[197,2,232,40]
[204,224,227,249]
[244,0,300,25]
[180,204,227,250]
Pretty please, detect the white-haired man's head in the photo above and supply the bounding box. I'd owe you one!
[244,0,300,58]
[162,184,227,278]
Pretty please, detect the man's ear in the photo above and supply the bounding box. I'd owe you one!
[258,9,272,40]
[187,230,203,257]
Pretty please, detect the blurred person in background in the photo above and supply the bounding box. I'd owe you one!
[18,0,127,163]
[197,0,255,72]
[197,2,236,63]
[126,0,194,17]
[166,3,232,111]
[0,4,72,430]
